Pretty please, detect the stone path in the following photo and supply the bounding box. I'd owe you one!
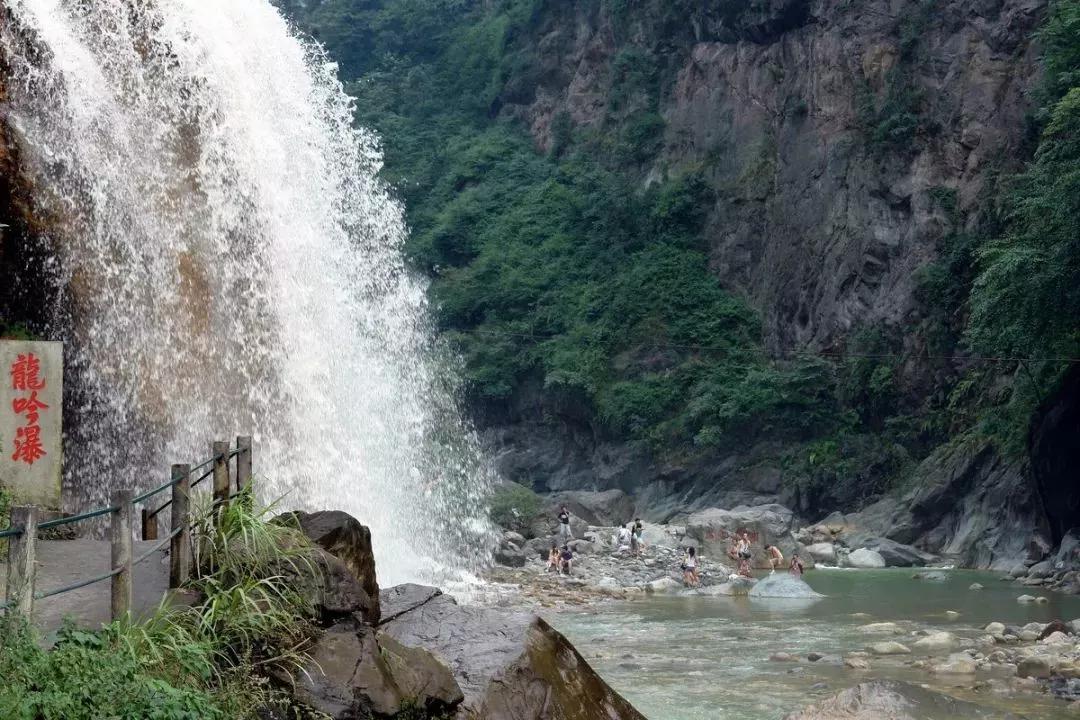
[0,538,176,640]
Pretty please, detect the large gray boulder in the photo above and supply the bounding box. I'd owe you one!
[846,548,886,568]
[546,489,636,527]
[685,504,805,568]
[282,510,379,623]
[748,573,823,599]
[783,680,1025,719]
[378,585,646,719]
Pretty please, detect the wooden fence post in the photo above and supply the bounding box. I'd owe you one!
[110,489,133,620]
[236,435,252,493]
[169,464,191,588]
[141,507,158,541]
[5,506,37,616]
[211,440,230,519]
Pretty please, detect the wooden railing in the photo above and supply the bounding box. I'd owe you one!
[1,435,253,620]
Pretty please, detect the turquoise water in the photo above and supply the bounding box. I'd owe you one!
[548,569,1080,719]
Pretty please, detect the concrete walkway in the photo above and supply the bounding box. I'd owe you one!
[1,538,177,639]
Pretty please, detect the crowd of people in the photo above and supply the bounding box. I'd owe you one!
[546,505,806,584]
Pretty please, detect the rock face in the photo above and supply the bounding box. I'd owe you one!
[783,680,1025,719]
[546,489,636,527]
[685,504,811,568]
[285,510,380,623]
[462,0,1053,561]
[378,584,646,719]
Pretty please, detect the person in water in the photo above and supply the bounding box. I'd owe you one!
[789,552,805,578]
[546,541,560,573]
[682,546,700,587]
[560,544,574,575]
[557,505,572,541]
[766,545,784,573]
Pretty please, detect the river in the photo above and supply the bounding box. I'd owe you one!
[548,569,1080,719]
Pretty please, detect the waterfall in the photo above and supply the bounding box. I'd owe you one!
[0,0,496,585]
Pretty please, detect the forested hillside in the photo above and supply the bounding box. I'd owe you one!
[278,0,1080,563]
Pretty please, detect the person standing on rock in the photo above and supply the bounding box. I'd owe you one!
[617,523,632,551]
[633,518,646,555]
[766,545,784,573]
[557,505,573,541]
[682,546,700,587]
[736,532,753,576]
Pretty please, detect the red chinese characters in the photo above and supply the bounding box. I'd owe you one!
[10,353,48,465]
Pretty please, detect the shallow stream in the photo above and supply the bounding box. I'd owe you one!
[548,569,1080,719]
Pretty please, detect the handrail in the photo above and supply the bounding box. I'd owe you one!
[37,504,119,531]
[2,435,253,620]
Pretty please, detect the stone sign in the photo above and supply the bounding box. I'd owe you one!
[0,341,62,508]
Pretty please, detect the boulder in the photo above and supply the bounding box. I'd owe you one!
[646,577,683,594]
[985,622,1006,636]
[804,542,836,564]
[272,544,376,625]
[843,656,871,670]
[1017,656,1054,679]
[684,504,798,568]
[493,543,527,568]
[868,641,911,656]
[1027,560,1055,578]
[1017,594,1038,603]
[545,489,635,527]
[783,680,1025,719]
[292,619,463,719]
[567,539,597,554]
[846,548,886,568]
[1037,619,1072,640]
[748,574,823,599]
[379,585,646,719]
[931,653,977,674]
[913,631,957,653]
[969,583,984,591]
[379,583,442,625]
[283,510,379,623]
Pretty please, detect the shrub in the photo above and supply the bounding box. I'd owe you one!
[489,482,542,533]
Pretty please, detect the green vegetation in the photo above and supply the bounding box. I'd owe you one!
[489,482,542,534]
[0,488,320,720]
[288,0,1080,502]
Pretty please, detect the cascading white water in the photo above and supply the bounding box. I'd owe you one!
[0,0,496,585]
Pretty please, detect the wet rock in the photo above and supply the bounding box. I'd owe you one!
[847,548,886,568]
[1039,620,1073,639]
[861,538,936,567]
[292,619,463,719]
[1017,594,1037,603]
[1047,676,1080,701]
[1017,656,1054,679]
[868,641,911,656]
[379,587,646,718]
[913,631,957,653]
[1040,631,1071,645]
[807,652,824,662]
[912,571,948,581]
[931,653,977,674]
[494,543,528,568]
[770,652,797,662]
[378,583,441,624]
[782,680,1026,719]
[843,656,871,670]
[985,622,1006,636]
[646,577,683,594]
[859,622,902,635]
[970,583,984,591]
[748,573,823,599]
[283,510,380,623]
[1027,560,1055,578]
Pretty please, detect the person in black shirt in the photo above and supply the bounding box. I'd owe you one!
[557,505,572,541]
